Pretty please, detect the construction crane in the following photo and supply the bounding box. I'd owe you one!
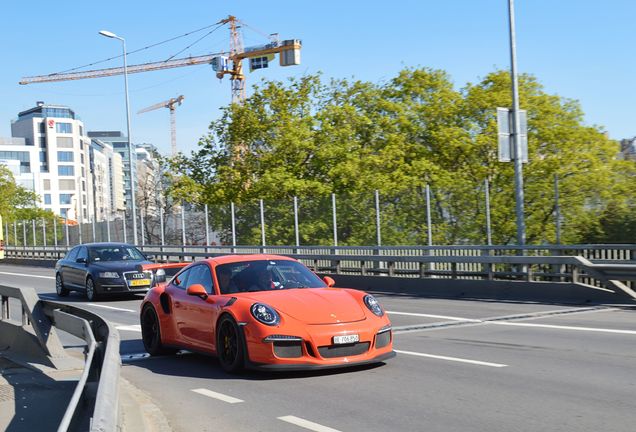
[138,95,185,155]
[19,16,302,104]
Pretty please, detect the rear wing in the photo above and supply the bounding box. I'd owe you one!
[138,262,192,285]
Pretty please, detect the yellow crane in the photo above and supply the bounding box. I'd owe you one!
[138,95,185,155]
[19,16,301,104]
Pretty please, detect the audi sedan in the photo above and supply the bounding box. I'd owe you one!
[55,242,154,301]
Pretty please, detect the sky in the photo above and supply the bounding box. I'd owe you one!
[1,0,635,156]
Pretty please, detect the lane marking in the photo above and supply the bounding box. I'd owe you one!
[387,311,482,322]
[86,304,136,313]
[489,321,636,335]
[116,324,141,332]
[0,271,54,279]
[278,415,342,432]
[191,388,243,404]
[394,349,508,368]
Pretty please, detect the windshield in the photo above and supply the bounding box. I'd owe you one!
[88,246,146,262]
[215,260,327,294]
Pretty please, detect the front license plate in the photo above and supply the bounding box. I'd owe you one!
[333,334,359,344]
[130,279,151,287]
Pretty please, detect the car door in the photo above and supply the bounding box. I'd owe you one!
[171,263,217,351]
[59,247,79,288]
[70,246,89,288]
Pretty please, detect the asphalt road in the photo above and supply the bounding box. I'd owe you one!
[1,263,635,432]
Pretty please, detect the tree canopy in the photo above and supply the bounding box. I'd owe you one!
[0,165,47,222]
[174,68,635,245]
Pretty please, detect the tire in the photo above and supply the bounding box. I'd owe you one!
[141,305,176,356]
[85,277,99,301]
[55,273,69,297]
[216,315,245,373]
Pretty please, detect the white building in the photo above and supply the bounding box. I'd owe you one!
[5,102,98,222]
[90,139,126,221]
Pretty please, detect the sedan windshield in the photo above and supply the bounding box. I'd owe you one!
[88,246,146,262]
[215,260,327,294]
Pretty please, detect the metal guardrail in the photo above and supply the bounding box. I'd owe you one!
[0,285,121,432]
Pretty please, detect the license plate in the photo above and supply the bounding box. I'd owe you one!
[333,334,359,344]
[130,279,151,287]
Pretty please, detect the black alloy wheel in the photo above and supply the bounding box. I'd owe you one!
[216,315,245,373]
[141,305,176,356]
[85,277,99,301]
[55,273,69,297]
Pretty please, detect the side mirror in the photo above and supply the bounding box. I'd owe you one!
[187,283,209,300]
[154,269,166,284]
[76,257,87,264]
[323,276,336,287]
[145,254,155,261]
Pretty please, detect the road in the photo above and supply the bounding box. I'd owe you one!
[2,263,636,432]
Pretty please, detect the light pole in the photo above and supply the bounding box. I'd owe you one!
[99,30,138,245]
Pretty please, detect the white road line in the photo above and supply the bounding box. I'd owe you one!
[387,311,482,322]
[116,324,141,332]
[86,304,136,313]
[278,416,342,432]
[191,388,243,404]
[489,321,636,335]
[0,271,54,279]
[395,349,508,368]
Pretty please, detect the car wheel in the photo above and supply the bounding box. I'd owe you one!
[141,305,176,356]
[85,277,99,301]
[216,315,245,373]
[55,273,69,297]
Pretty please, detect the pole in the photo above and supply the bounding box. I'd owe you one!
[13,222,17,247]
[106,214,111,242]
[4,222,8,247]
[121,37,138,245]
[293,196,300,247]
[42,218,47,247]
[140,210,145,246]
[32,220,36,246]
[205,204,210,246]
[53,217,58,247]
[78,220,83,245]
[230,202,236,250]
[91,217,96,242]
[123,213,127,243]
[485,179,492,246]
[22,220,26,247]
[508,0,526,245]
[554,174,561,245]
[160,207,165,246]
[259,199,266,247]
[65,218,69,247]
[332,193,338,247]
[425,185,432,246]
[181,203,186,246]
[375,190,381,246]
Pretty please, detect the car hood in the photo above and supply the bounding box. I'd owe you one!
[241,288,366,324]
[91,260,152,273]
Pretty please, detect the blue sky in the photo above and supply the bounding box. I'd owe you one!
[2,1,634,156]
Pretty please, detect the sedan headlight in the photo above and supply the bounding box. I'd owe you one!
[250,303,280,326]
[364,294,384,317]
[98,272,119,278]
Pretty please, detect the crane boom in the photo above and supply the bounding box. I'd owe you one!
[20,54,222,85]
[138,95,185,155]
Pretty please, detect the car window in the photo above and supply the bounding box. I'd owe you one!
[172,268,191,290]
[187,264,214,294]
[76,247,88,261]
[65,247,79,261]
[88,245,145,262]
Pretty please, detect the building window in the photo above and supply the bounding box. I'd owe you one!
[58,165,74,176]
[0,151,30,162]
[39,151,47,162]
[60,208,69,218]
[43,179,51,190]
[20,163,31,174]
[59,179,75,189]
[82,181,86,191]
[82,195,86,205]
[39,137,47,148]
[44,194,51,205]
[59,194,73,205]
[39,122,46,133]
[56,122,72,134]
[80,153,84,164]
[57,137,73,148]
[40,165,49,173]
[80,140,84,150]
[79,125,84,136]
[57,151,74,162]
[81,167,85,177]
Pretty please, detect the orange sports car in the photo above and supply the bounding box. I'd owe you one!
[139,254,395,372]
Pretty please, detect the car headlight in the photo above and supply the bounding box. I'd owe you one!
[250,303,280,326]
[364,294,384,317]
[98,272,119,278]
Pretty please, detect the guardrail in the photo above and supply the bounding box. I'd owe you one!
[0,285,121,431]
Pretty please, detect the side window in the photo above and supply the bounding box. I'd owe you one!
[76,247,88,261]
[66,247,79,261]
[172,268,191,290]
[187,265,214,294]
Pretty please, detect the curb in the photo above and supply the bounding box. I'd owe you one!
[119,377,173,432]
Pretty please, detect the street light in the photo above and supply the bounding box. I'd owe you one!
[99,29,138,245]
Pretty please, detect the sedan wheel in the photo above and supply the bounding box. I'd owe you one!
[55,274,69,297]
[141,305,176,356]
[85,277,99,301]
[216,316,244,373]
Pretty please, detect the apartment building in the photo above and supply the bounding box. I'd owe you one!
[5,102,93,222]
[90,138,126,221]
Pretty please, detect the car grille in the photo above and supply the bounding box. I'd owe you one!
[273,341,303,358]
[123,271,152,288]
[318,342,370,358]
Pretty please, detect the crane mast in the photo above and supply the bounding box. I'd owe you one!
[138,95,185,155]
